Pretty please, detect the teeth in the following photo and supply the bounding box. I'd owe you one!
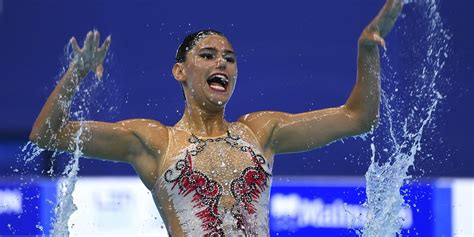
[210,74,228,85]
[215,75,228,82]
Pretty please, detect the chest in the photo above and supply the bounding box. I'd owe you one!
[193,142,257,183]
[161,131,272,177]
[155,131,273,235]
[160,132,273,200]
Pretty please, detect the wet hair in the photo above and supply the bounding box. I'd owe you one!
[175,29,225,63]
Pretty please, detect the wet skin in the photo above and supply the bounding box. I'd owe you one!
[29,0,403,235]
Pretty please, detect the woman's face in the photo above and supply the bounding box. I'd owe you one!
[180,35,237,111]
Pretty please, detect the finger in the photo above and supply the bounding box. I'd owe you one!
[70,37,81,53]
[100,35,112,53]
[380,39,386,49]
[384,0,403,12]
[392,0,404,9]
[373,34,386,48]
[84,31,94,51]
[378,0,403,22]
[93,30,100,50]
[95,64,104,80]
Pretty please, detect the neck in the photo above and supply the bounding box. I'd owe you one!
[176,102,228,137]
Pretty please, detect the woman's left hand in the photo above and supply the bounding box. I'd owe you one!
[359,0,404,48]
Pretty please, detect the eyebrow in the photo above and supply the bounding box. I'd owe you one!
[200,47,236,56]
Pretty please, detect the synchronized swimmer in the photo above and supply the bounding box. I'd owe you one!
[29,0,403,236]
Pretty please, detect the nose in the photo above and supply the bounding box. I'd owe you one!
[216,56,227,69]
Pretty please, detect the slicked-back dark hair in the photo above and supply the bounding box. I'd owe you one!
[175,29,225,63]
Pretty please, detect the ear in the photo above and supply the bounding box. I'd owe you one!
[172,63,186,82]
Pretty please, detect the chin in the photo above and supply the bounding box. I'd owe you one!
[204,89,233,106]
[208,97,229,108]
[196,95,228,112]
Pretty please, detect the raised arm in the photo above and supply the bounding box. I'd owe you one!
[240,0,403,154]
[29,31,167,179]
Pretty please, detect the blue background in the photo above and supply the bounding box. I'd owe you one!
[0,180,56,235]
[0,0,473,177]
[269,180,445,236]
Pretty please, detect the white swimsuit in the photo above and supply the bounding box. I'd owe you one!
[153,126,272,236]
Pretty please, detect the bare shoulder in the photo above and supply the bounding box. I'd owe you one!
[237,111,288,149]
[118,119,169,152]
[238,111,288,128]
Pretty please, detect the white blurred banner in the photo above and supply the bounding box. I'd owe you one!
[69,177,167,236]
[64,176,474,237]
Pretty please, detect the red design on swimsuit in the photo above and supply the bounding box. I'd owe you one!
[230,149,270,232]
[163,133,271,236]
[165,151,224,236]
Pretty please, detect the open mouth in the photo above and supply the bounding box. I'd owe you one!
[207,74,229,92]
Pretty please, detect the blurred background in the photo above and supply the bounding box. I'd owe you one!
[0,0,472,236]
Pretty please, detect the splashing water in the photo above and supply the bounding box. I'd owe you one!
[361,0,450,236]
[11,49,116,235]
[50,119,84,236]
[13,122,84,236]
[48,71,111,235]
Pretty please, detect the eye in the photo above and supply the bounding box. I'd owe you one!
[199,52,214,60]
[225,55,236,63]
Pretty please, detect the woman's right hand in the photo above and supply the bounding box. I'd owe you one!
[70,30,111,80]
